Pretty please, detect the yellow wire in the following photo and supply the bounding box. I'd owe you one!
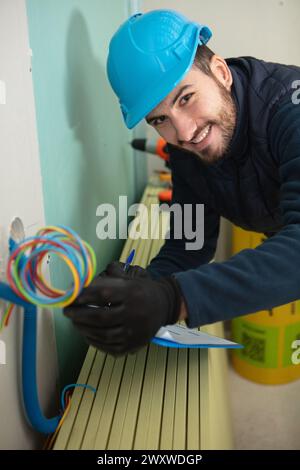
[46,397,72,450]
[37,226,70,238]
[0,303,13,332]
[35,253,80,308]
[36,251,65,295]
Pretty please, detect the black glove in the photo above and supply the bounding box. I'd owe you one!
[99,260,152,280]
[63,275,182,356]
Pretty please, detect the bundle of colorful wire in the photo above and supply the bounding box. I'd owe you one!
[6,225,97,309]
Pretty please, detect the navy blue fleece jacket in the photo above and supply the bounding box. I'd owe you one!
[147,56,300,328]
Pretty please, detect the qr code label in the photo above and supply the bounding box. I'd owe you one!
[241,332,266,363]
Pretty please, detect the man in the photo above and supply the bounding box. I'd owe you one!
[64,10,300,357]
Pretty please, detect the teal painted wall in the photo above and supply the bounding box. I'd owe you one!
[26,0,147,387]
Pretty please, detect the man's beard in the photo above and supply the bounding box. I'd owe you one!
[176,79,237,165]
[196,81,236,164]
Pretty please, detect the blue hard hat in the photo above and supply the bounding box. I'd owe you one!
[107,10,212,129]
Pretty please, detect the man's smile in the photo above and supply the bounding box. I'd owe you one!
[190,123,213,150]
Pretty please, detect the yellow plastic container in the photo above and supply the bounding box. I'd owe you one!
[231,226,300,384]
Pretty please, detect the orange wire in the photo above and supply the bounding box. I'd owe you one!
[46,396,72,450]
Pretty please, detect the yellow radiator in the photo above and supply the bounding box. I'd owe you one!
[53,185,234,450]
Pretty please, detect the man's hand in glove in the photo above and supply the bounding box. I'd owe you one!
[63,275,183,357]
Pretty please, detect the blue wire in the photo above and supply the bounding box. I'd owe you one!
[60,383,96,411]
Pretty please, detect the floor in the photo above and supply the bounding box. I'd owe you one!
[228,364,300,449]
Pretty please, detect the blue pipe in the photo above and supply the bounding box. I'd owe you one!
[0,281,60,434]
[0,281,32,309]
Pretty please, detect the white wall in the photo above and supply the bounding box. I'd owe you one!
[143,0,300,64]
[0,0,59,449]
[143,0,300,261]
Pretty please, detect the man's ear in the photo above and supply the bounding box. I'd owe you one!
[210,55,233,90]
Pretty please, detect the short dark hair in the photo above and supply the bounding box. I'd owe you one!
[193,44,215,76]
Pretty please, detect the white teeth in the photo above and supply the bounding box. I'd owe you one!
[192,124,211,144]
